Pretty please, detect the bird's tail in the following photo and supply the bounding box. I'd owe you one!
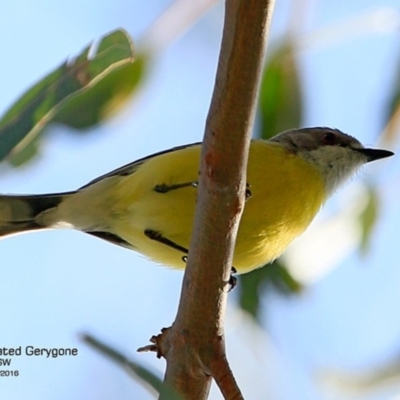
[0,193,72,239]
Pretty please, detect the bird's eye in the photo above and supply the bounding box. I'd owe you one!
[322,132,337,145]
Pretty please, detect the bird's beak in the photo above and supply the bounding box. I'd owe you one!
[354,147,394,162]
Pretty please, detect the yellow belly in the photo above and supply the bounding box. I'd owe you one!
[111,141,326,274]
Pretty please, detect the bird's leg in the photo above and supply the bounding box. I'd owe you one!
[144,229,189,259]
[154,182,198,193]
[151,182,196,261]
[152,180,243,288]
[225,184,249,288]
[155,182,248,197]
[229,267,237,291]
[181,257,237,291]
[245,183,252,201]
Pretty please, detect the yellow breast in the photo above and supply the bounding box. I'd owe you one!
[235,141,326,272]
[111,140,326,273]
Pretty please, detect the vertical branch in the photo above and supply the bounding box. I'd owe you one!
[157,0,276,399]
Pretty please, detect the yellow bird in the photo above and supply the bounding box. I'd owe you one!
[0,127,393,274]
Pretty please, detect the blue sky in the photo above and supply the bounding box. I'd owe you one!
[0,1,399,399]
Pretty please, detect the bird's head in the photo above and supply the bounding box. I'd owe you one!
[271,127,394,194]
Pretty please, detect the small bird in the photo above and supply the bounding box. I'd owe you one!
[0,127,393,274]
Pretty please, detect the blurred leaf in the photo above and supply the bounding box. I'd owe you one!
[320,354,400,395]
[383,107,400,146]
[53,53,146,130]
[7,131,43,167]
[82,333,182,400]
[358,186,379,256]
[381,51,400,144]
[0,28,140,163]
[258,41,303,139]
[238,259,303,319]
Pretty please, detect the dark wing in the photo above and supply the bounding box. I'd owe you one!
[79,142,201,190]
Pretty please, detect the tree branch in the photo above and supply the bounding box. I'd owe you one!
[153,1,276,399]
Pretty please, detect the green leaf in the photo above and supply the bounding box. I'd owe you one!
[384,51,400,128]
[82,333,182,400]
[52,53,146,130]
[238,259,303,319]
[7,130,42,167]
[381,52,400,143]
[0,29,140,163]
[258,41,303,139]
[358,186,379,256]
